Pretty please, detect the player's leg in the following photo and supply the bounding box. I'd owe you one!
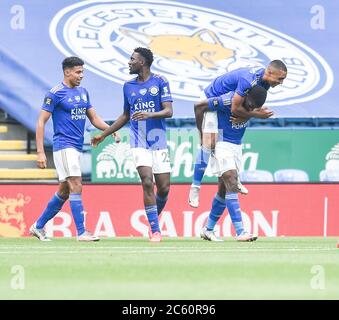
[132,147,161,241]
[57,148,98,241]
[153,148,171,216]
[189,111,218,208]
[65,175,98,241]
[200,177,225,242]
[222,169,244,234]
[33,181,68,226]
[211,141,256,242]
[154,173,170,215]
[222,168,257,242]
[30,151,70,241]
[137,166,161,241]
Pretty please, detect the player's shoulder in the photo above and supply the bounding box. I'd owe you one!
[49,83,64,95]
[125,76,138,85]
[123,78,137,93]
[153,73,169,83]
[76,85,89,93]
[238,66,264,86]
[247,66,265,77]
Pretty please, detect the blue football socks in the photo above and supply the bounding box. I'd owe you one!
[145,205,160,233]
[206,193,226,231]
[36,192,66,229]
[226,192,244,236]
[192,146,211,186]
[69,193,85,236]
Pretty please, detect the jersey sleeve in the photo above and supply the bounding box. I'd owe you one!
[207,92,234,112]
[41,92,57,113]
[159,76,173,103]
[235,77,252,97]
[123,84,130,112]
[84,89,92,109]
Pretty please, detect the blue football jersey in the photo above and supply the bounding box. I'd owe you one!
[42,83,92,152]
[208,92,248,145]
[123,73,172,150]
[204,67,270,98]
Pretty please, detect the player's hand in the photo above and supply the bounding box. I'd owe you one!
[91,135,104,147]
[131,111,151,121]
[37,152,47,169]
[112,132,121,143]
[253,107,274,119]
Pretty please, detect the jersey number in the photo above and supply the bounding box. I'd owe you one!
[162,151,170,163]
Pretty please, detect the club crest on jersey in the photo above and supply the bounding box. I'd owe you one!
[149,86,159,96]
[50,0,332,106]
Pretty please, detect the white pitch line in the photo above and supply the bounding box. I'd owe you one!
[0,248,336,254]
[0,245,334,250]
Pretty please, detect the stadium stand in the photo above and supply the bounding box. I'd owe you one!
[240,170,274,182]
[0,109,57,180]
[0,140,26,150]
[0,168,57,179]
[319,169,339,182]
[274,169,309,182]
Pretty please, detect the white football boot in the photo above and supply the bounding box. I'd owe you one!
[235,231,258,242]
[77,231,100,241]
[200,226,224,242]
[29,223,51,241]
[188,185,200,208]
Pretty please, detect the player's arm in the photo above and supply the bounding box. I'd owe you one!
[91,109,130,147]
[194,99,210,140]
[86,107,120,142]
[36,110,51,169]
[231,92,273,119]
[131,101,173,121]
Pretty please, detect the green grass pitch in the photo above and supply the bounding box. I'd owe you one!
[0,237,338,300]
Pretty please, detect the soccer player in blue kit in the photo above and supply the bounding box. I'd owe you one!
[30,56,120,241]
[194,85,268,241]
[189,60,287,208]
[91,47,173,242]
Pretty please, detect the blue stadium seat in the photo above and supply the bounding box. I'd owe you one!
[274,169,309,182]
[319,169,339,182]
[239,170,274,182]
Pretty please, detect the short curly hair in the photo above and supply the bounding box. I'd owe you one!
[247,85,267,108]
[134,47,154,67]
[62,56,84,70]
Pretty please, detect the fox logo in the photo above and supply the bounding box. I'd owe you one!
[51,0,333,104]
[120,27,234,70]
